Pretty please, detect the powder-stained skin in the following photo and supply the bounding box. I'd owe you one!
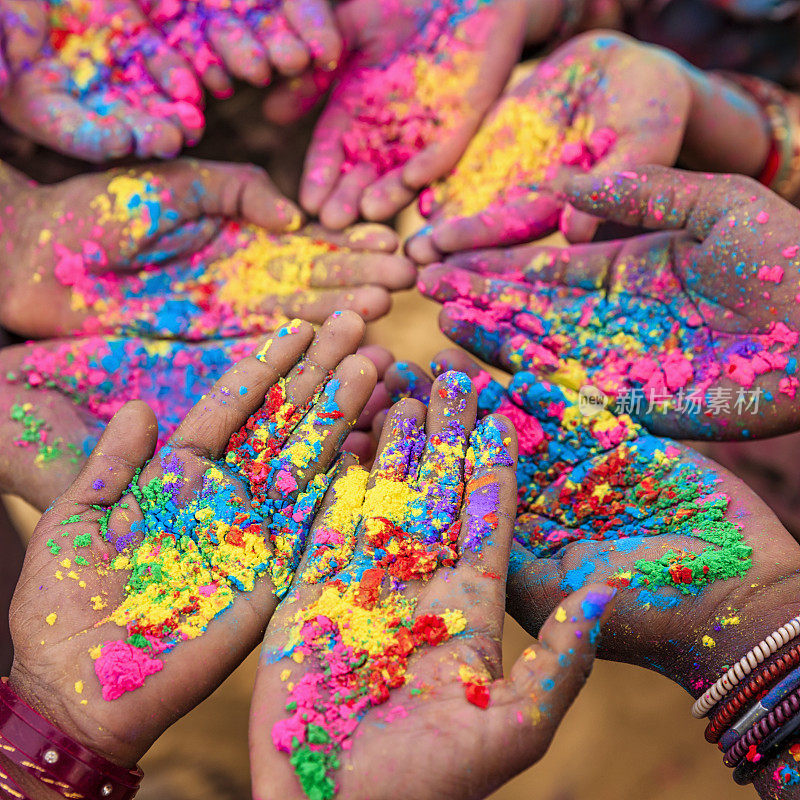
[420,167,800,439]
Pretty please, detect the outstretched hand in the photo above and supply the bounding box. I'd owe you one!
[419,166,800,439]
[7,312,377,769]
[406,31,691,262]
[0,159,414,339]
[286,0,528,229]
[249,369,615,800]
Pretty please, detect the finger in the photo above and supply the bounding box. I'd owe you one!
[418,263,530,307]
[287,285,393,322]
[356,345,394,379]
[131,218,222,266]
[56,401,158,509]
[270,352,377,497]
[166,317,316,459]
[565,165,726,236]
[404,226,444,265]
[319,162,379,230]
[137,31,204,104]
[299,222,400,252]
[107,104,184,160]
[307,251,415,290]
[299,102,350,214]
[1,0,47,66]
[281,0,342,70]
[416,370,477,537]
[360,167,419,221]
[353,381,390,431]
[495,583,615,766]
[207,15,271,86]
[438,302,518,373]
[369,397,427,486]
[431,193,563,254]
[260,12,310,76]
[559,204,602,244]
[342,431,375,462]
[383,361,433,404]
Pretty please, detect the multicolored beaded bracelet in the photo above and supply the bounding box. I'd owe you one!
[732,711,800,785]
[0,679,142,800]
[706,644,800,743]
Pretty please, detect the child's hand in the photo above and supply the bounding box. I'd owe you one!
[0,159,414,338]
[249,369,614,799]
[0,0,204,161]
[384,353,800,729]
[7,312,377,769]
[419,166,800,439]
[140,0,342,99]
[405,31,692,262]
[289,0,529,229]
[0,333,393,510]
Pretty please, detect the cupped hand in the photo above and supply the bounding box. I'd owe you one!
[0,0,205,161]
[7,312,377,769]
[250,368,615,799]
[419,166,800,439]
[0,159,414,338]
[290,0,529,229]
[0,331,393,510]
[140,0,342,98]
[383,351,800,706]
[405,30,691,262]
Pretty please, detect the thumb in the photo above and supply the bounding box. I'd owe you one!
[565,165,725,236]
[487,582,615,777]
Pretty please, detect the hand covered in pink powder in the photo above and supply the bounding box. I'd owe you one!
[0,159,412,339]
[405,30,693,262]
[419,166,800,439]
[250,369,616,800]
[4,313,379,773]
[140,0,342,99]
[383,352,800,797]
[286,0,529,230]
[0,0,206,161]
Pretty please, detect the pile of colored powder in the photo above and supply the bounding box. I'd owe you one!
[51,219,340,339]
[270,372,513,798]
[332,0,491,176]
[433,264,799,427]
[420,59,616,217]
[46,0,203,130]
[48,364,346,701]
[423,99,613,218]
[5,335,254,447]
[466,369,752,594]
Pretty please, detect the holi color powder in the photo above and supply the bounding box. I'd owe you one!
[327,0,493,178]
[43,361,349,701]
[51,215,339,339]
[269,373,512,798]
[423,95,613,218]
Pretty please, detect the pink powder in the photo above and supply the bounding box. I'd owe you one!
[757,265,784,284]
[94,640,164,701]
[495,399,544,455]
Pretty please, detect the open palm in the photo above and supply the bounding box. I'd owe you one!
[420,167,800,439]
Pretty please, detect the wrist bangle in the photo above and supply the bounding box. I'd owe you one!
[716,71,800,202]
[692,614,800,718]
[0,761,30,800]
[706,644,800,742]
[732,709,800,785]
[0,679,142,800]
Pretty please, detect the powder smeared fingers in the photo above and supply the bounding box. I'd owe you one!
[300,222,399,253]
[308,251,415,291]
[360,167,419,222]
[281,0,342,70]
[319,162,379,231]
[383,360,433,405]
[266,353,377,500]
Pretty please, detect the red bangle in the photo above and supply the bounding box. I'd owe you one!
[0,679,142,800]
[705,644,800,743]
[757,135,781,188]
[0,761,31,800]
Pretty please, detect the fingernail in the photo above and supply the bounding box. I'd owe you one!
[581,586,617,621]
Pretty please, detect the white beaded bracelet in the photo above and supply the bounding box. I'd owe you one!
[692,614,800,718]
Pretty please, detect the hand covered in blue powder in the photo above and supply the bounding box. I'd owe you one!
[383,351,800,717]
[5,313,378,772]
[419,166,800,439]
[250,369,616,800]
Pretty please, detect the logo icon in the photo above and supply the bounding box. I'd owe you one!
[578,385,607,418]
